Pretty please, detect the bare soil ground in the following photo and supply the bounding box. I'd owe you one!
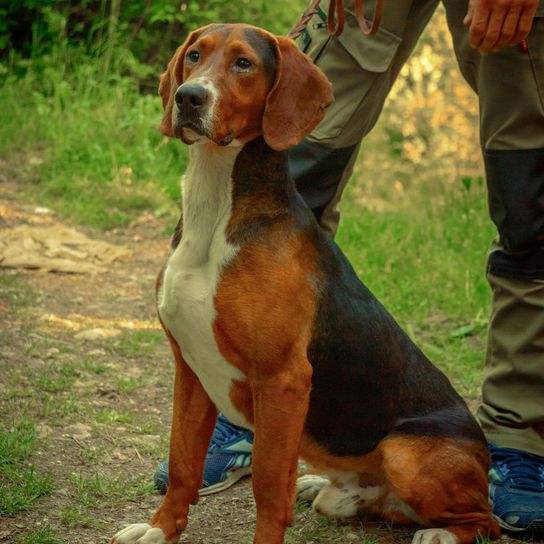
[0,181,537,544]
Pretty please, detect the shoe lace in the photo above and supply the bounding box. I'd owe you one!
[209,414,244,448]
[491,445,544,492]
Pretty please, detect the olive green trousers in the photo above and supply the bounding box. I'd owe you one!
[290,0,544,455]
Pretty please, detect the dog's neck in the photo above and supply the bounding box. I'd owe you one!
[179,142,241,265]
[178,137,297,258]
[182,142,241,225]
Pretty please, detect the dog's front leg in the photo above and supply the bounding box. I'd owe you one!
[252,364,312,544]
[112,337,217,544]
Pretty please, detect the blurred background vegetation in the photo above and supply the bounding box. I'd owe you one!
[0,0,306,227]
[0,1,494,392]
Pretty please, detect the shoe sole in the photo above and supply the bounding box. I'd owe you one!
[494,514,544,534]
[200,466,252,496]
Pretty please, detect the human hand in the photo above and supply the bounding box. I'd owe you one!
[463,0,538,53]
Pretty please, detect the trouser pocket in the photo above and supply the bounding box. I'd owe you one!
[297,1,402,144]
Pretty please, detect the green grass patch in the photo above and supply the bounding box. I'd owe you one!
[288,504,379,543]
[33,364,79,393]
[37,392,85,423]
[19,526,64,544]
[82,358,109,375]
[113,375,145,394]
[94,408,135,425]
[106,329,163,358]
[60,505,106,530]
[0,419,53,515]
[0,273,39,308]
[58,472,154,529]
[0,58,184,229]
[69,471,153,505]
[79,445,110,464]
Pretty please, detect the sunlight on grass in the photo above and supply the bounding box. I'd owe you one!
[95,408,135,425]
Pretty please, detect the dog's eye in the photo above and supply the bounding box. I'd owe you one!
[187,50,200,63]
[234,57,252,71]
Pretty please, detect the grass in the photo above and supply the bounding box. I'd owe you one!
[105,329,164,358]
[57,473,153,530]
[68,471,153,508]
[19,526,63,544]
[0,51,185,229]
[0,273,39,309]
[0,419,53,516]
[287,505,381,544]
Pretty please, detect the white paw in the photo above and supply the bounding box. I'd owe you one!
[112,523,172,544]
[296,474,330,503]
[412,528,458,544]
[312,478,368,519]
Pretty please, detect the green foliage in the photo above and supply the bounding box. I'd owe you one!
[1,0,306,79]
[0,0,307,227]
[0,55,185,227]
[68,471,153,507]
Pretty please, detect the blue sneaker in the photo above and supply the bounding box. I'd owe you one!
[488,444,544,533]
[153,414,253,496]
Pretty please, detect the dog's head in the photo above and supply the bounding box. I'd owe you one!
[158,24,333,150]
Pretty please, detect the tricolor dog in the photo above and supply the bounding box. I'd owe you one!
[112,23,500,544]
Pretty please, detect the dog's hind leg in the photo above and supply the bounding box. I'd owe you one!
[380,436,500,544]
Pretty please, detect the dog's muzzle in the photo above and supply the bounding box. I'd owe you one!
[174,83,234,146]
[174,83,209,136]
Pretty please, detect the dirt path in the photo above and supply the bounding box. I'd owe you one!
[0,181,531,544]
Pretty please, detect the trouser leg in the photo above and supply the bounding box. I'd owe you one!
[443,1,544,455]
[289,0,439,237]
[482,150,544,457]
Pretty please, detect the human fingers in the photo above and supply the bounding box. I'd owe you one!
[491,4,522,50]
[512,1,538,44]
[463,0,475,28]
[467,1,492,50]
[478,2,509,52]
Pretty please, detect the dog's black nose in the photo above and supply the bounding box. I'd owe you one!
[175,84,208,109]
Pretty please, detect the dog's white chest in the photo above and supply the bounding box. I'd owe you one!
[157,145,251,429]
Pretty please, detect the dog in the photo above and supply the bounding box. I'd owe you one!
[111,23,500,544]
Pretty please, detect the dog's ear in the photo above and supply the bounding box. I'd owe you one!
[263,36,333,151]
[158,26,214,137]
